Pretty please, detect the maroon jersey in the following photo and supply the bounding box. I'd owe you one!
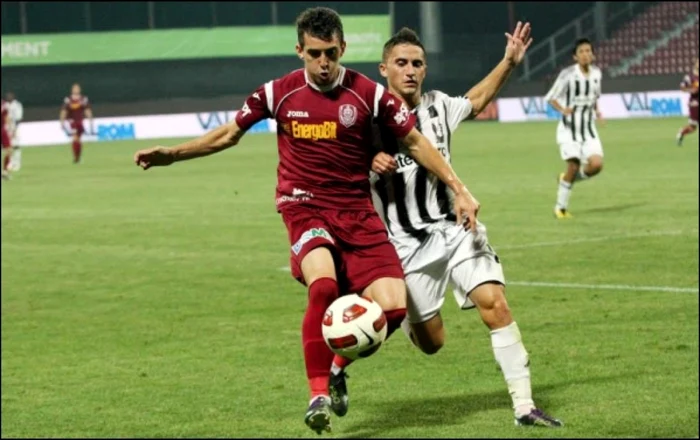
[681,72,699,106]
[63,95,90,121]
[235,67,416,212]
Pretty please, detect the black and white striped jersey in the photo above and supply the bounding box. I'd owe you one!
[544,64,602,143]
[370,90,473,242]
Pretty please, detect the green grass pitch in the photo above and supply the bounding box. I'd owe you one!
[2,117,698,438]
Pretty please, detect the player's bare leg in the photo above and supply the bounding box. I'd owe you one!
[400,312,446,354]
[469,282,562,427]
[329,277,407,417]
[555,159,579,219]
[300,246,339,434]
[575,154,603,182]
[677,122,697,146]
[2,145,12,180]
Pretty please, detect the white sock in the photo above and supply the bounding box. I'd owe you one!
[555,179,572,210]
[309,395,330,405]
[490,322,535,417]
[11,149,21,170]
[400,318,419,347]
[330,363,342,376]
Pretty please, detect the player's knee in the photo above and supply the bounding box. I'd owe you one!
[471,283,512,329]
[363,278,406,311]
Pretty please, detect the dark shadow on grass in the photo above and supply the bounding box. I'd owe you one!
[339,372,642,438]
[574,202,646,214]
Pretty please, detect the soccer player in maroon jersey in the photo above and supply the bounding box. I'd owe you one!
[133,7,480,434]
[59,83,94,164]
[1,99,12,180]
[677,59,699,146]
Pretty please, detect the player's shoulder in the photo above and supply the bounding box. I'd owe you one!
[63,96,71,104]
[591,65,603,77]
[423,89,462,105]
[342,67,380,94]
[272,69,307,92]
[560,65,577,77]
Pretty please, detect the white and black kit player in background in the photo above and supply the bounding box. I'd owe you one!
[327,23,563,428]
[5,92,24,172]
[545,38,604,219]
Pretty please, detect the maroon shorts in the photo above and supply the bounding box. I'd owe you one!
[1,129,10,149]
[690,104,698,124]
[281,205,404,294]
[71,120,85,136]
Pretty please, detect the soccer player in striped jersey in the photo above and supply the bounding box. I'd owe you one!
[545,38,604,219]
[328,24,563,428]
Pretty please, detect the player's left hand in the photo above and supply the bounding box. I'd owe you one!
[453,189,480,233]
[504,21,533,66]
[371,152,397,175]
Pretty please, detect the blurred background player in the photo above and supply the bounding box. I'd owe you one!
[1,98,11,180]
[5,92,24,172]
[545,38,604,219]
[676,59,699,146]
[59,83,94,164]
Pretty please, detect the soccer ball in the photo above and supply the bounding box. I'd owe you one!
[322,294,388,360]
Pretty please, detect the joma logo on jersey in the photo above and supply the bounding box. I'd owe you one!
[292,228,334,255]
[291,121,337,140]
[287,110,309,118]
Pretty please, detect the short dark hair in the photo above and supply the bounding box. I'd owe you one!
[573,38,594,55]
[382,27,426,62]
[296,7,344,47]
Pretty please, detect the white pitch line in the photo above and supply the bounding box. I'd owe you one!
[276,229,700,293]
[497,229,695,250]
[507,281,698,294]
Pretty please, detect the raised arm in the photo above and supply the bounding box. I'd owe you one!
[465,21,533,117]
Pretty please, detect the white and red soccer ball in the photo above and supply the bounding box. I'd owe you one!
[322,294,388,360]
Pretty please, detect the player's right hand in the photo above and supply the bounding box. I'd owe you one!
[561,107,574,116]
[134,146,175,170]
[453,189,480,233]
[371,152,397,175]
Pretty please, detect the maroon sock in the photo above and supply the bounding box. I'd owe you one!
[332,307,407,371]
[302,277,339,398]
[384,308,407,340]
[3,154,10,171]
[72,141,82,162]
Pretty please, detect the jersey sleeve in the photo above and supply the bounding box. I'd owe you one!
[83,97,91,110]
[62,97,70,111]
[373,84,416,139]
[442,94,474,132]
[544,69,569,103]
[235,82,273,131]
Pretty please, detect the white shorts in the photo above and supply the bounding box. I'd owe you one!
[391,220,506,324]
[556,123,604,162]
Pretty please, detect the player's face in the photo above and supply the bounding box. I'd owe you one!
[574,43,594,67]
[296,33,346,87]
[379,44,427,98]
[71,84,81,97]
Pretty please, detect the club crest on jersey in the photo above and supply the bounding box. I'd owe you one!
[338,104,357,128]
[394,103,410,126]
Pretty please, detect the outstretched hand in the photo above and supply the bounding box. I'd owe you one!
[134,146,175,170]
[504,21,534,66]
